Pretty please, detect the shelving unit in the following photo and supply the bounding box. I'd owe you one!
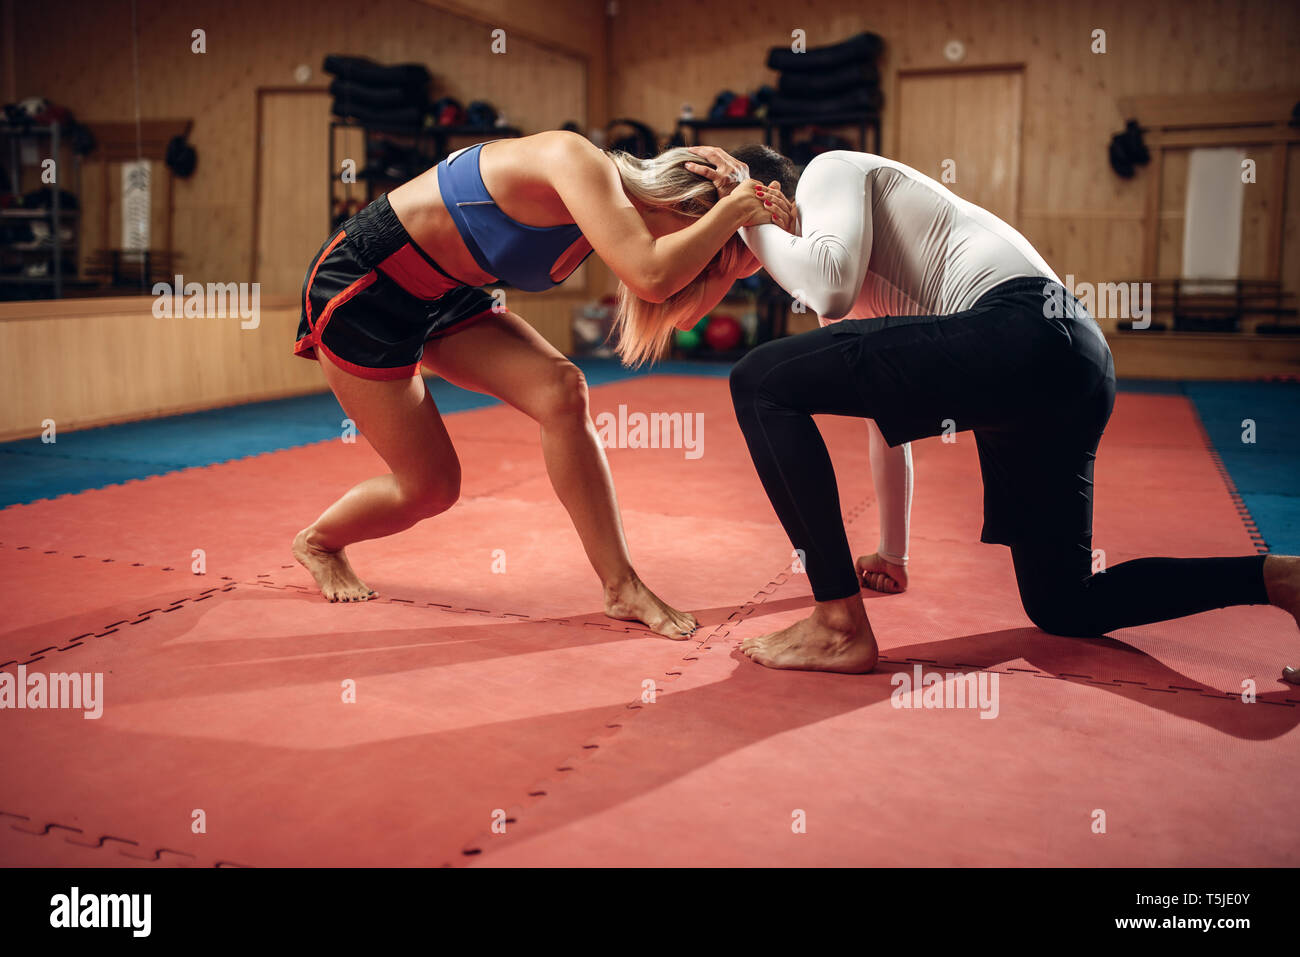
[674,110,881,155]
[328,119,522,226]
[0,122,83,299]
[671,278,794,362]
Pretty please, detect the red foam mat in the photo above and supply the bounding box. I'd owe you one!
[0,584,706,866]
[470,636,1297,867]
[0,546,227,669]
[469,534,1297,866]
[1,377,1295,867]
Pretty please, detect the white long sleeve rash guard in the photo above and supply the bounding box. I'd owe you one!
[741,151,1062,566]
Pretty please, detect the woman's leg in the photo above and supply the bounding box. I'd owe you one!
[421,311,698,639]
[293,351,462,601]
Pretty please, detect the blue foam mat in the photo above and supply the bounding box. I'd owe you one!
[1181,381,1300,553]
[1,365,1296,555]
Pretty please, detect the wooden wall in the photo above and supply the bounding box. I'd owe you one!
[0,0,603,440]
[4,0,599,285]
[0,289,581,440]
[607,0,1300,300]
[3,0,1300,440]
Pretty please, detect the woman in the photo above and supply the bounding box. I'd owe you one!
[291,132,794,639]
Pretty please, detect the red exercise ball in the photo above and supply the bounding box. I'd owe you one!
[704,313,742,351]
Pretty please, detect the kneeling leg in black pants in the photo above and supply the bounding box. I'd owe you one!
[728,315,1297,674]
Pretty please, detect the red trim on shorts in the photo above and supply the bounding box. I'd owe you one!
[377,244,462,300]
[303,229,348,332]
[314,271,377,343]
[296,270,391,374]
[316,338,422,380]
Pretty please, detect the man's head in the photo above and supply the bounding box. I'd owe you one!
[729,144,799,198]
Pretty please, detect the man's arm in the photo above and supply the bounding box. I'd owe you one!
[740,154,872,321]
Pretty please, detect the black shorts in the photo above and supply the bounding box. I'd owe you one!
[294,194,497,380]
[827,276,1117,548]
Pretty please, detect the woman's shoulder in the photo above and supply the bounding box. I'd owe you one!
[520,130,614,191]
[491,130,603,180]
[516,129,603,161]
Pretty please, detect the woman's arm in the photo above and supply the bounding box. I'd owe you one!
[741,154,872,321]
[673,244,764,330]
[856,421,913,593]
[549,134,770,303]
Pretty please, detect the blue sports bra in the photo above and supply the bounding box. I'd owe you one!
[437,142,592,292]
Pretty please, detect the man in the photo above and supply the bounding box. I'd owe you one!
[685,146,1299,676]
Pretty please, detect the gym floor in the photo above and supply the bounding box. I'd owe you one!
[1,363,1296,866]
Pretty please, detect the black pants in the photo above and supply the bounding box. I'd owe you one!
[729,277,1268,636]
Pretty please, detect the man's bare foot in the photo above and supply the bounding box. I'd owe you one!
[1264,555,1300,628]
[1264,555,1300,684]
[292,528,376,602]
[604,575,698,640]
[741,598,878,673]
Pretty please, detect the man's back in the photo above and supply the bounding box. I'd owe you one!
[789,150,1061,321]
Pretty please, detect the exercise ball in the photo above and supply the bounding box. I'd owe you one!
[675,328,702,351]
[704,313,742,351]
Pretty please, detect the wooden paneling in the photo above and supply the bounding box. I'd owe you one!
[1107,332,1300,380]
[1285,146,1300,305]
[0,289,581,439]
[412,0,608,125]
[607,0,1300,295]
[0,297,317,440]
[7,0,1300,395]
[896,67,1023,225]
[1157,149,1189,280]
[255,90,332,298]
[10,0,592,287]
[1240,145,1279,280]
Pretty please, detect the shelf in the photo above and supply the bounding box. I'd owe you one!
[767,111,880,127]
[677,117,767,129]
[675,111,881,155]
[330,120,521,139]
[354,171,433,184]
[0,123,61,136]
[680,112,879,129]
[434,125,522,137]
[0,208,80,219]
[1,121,80,299]
[328,120,524,228]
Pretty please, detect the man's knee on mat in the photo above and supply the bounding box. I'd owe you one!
[1018,586,1105,638]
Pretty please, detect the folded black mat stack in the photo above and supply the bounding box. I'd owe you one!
[765,32,884,120]
[325,55,432,130]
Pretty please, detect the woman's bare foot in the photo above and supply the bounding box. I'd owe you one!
[292,528,377,603]
[604,575,698,640]
[741,597,878,673]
